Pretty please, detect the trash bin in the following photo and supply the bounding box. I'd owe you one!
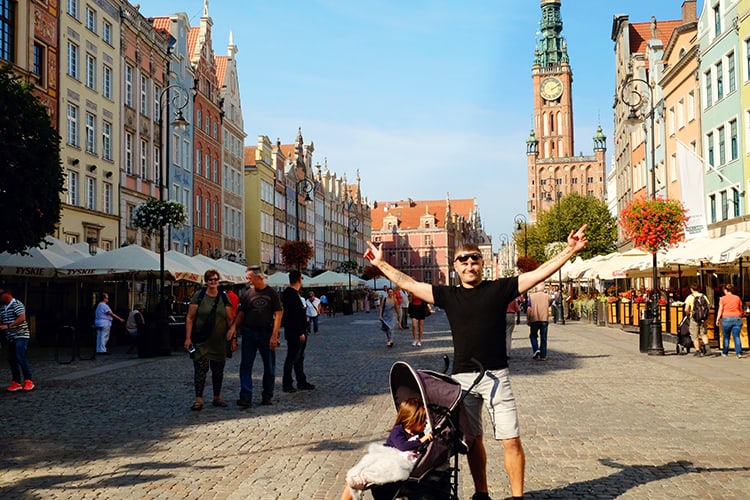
[639,308,651,353]
[343,301,353,316]
[138,312,172,358]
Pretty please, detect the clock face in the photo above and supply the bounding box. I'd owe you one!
[540,77,563,101]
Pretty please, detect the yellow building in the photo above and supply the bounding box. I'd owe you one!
[243,137,276,267]
[57,0,123,250]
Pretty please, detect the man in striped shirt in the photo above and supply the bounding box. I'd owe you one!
[0,287,34,392]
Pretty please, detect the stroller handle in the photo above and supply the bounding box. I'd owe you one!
[469,357,485,386]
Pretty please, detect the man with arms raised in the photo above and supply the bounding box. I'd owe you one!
[364,225,588,500]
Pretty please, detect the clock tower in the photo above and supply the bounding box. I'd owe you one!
[526,0,607,223]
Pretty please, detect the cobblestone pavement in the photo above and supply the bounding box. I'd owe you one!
[1,310,749,499]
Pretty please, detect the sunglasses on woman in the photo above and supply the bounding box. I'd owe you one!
[454,253,482,263]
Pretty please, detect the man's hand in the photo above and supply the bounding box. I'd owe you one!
[568,224,588,253]
[364,241,383,266]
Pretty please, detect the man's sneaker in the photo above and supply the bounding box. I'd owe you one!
[471,493,492,500]
[533,350,541,360]
[236,398,251,408]
[694,352,704,357]
[282,386,297,393]
[298,382,315,390]
[721,353,728,357]
[261,397,273,406]
[412,340,417,347]
[6,381,22,392]
[738,354,743,359]
[416,341,422,347]
[22,380,34,391]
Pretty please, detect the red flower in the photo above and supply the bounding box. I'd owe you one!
[619,198,688,253]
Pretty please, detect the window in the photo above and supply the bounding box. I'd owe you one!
[730,120,738,160]
[86,177,96,210]
[140,75,148,116]
[728,51,736,93]
[687,91,695,121]
[102,65,112,99]
[205,115,210,134]
[707,132,715,166]
[140,140,148,179]
[85,113,96,154]
[67,103,79,147]
[154,86,161,120]
[713,3,721,36]
[124,64,133,107]
[425,235,431,245]
[195,148,202,174]
[721,190,728,220]
[587,176,594,183]
[668,107,675,136]
[67,0,78,18]
[0,0,15,61]
[68,170,79,206]
[716,61,723,100]
[677,100,684,129]
[33,43,45,83]
[213,201,218,231]
[734,188,741,218]
[205,153,210,179]
[205,198,210,228]
[195,195,202,227]
[102,21,112,45]
[67,42,78,79]
[154,146,161,184]
[214,159,219,182]
[710,194,716,223]
[85,7,96,32]
[213,122,218,140]
[125,132,133,174]
[102,121,112,160]
[85,54,96,89]
[718,125,725,165]
[196,110,202,130]
[104,183,112,214]
[705,70,712,107]
[571,177,578,184]
[746,39,750,81]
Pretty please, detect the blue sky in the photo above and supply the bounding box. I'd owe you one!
[141,1,704,250]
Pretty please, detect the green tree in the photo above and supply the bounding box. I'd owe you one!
[0,64,63,254]
[527,192,616,261]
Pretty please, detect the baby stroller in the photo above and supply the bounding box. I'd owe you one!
[676,316,693,354]
[369,357,485,500]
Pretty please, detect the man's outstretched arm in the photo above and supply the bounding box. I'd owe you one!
[518,224,588,295]
[364,241,435,303]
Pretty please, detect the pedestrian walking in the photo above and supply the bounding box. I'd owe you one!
[398,287,409,329]
[183,270,234,411]
[282,271,315,393]
[305,291,322,334]
[408,293,427,347]
[94,292,124,355]
[228,265,283,408]
[364,224,588,499]
[527,285,551,360]
[125,304,146,353]
[716,283,744,359]
[0,287,35,392]
[505,296,521,359]
[684,283,711,357]
[379,288,400,347]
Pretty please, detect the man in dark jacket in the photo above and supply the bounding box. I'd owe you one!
[281,271,315,392]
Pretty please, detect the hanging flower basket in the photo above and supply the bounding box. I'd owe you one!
[516,256,539,272]
[131,199,187,235]
[619,198,688,253]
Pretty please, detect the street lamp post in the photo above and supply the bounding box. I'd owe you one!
[158,84,189,330]
[514,214,528,258]
[295,178,314,241]
[346,217,360,315]
[621,75,664,355]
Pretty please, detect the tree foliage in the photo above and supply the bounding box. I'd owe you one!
[281,240,314,271]
[515,192,617,262]
[0,64,63,254]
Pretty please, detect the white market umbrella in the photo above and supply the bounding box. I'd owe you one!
[364,277,396,289]
[0,245,74,279]
[307,270,365,288]
[191,254,245,284]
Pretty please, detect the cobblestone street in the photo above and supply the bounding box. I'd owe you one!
[1,310,749,499]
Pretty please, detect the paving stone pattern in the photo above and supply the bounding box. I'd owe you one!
[1,310,748,499]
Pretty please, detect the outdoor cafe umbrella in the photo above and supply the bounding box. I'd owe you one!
[306,270,365,288]
[0,245,75,279]
[191,254,245,284]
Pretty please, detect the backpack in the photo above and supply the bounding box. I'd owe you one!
[692,294,709,322]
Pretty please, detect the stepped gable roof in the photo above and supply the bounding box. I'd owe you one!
[215,55,227,84]
[371,198,475,231]
[243,146,257,167]
[628,19,680,67]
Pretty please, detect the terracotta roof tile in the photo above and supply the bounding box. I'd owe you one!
[150,16,170,33]
[371,198,475,231]
[244,146,257,167]
[187,27,200,58]
[215,55,227,85]
[628,20,681,67]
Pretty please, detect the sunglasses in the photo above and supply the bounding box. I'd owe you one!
[207,277,220,282]
[454,253,482,263]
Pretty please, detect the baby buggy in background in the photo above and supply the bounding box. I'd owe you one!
[676,316,693,354]
[367,358,484,500]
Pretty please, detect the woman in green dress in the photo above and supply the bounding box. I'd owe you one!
[184,269,235,411]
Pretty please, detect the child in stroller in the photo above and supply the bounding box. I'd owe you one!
[341,398,433,500]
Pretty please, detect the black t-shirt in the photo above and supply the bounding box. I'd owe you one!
[432,276,519,374]
[238,285,282,331]
[281,286,306,339]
